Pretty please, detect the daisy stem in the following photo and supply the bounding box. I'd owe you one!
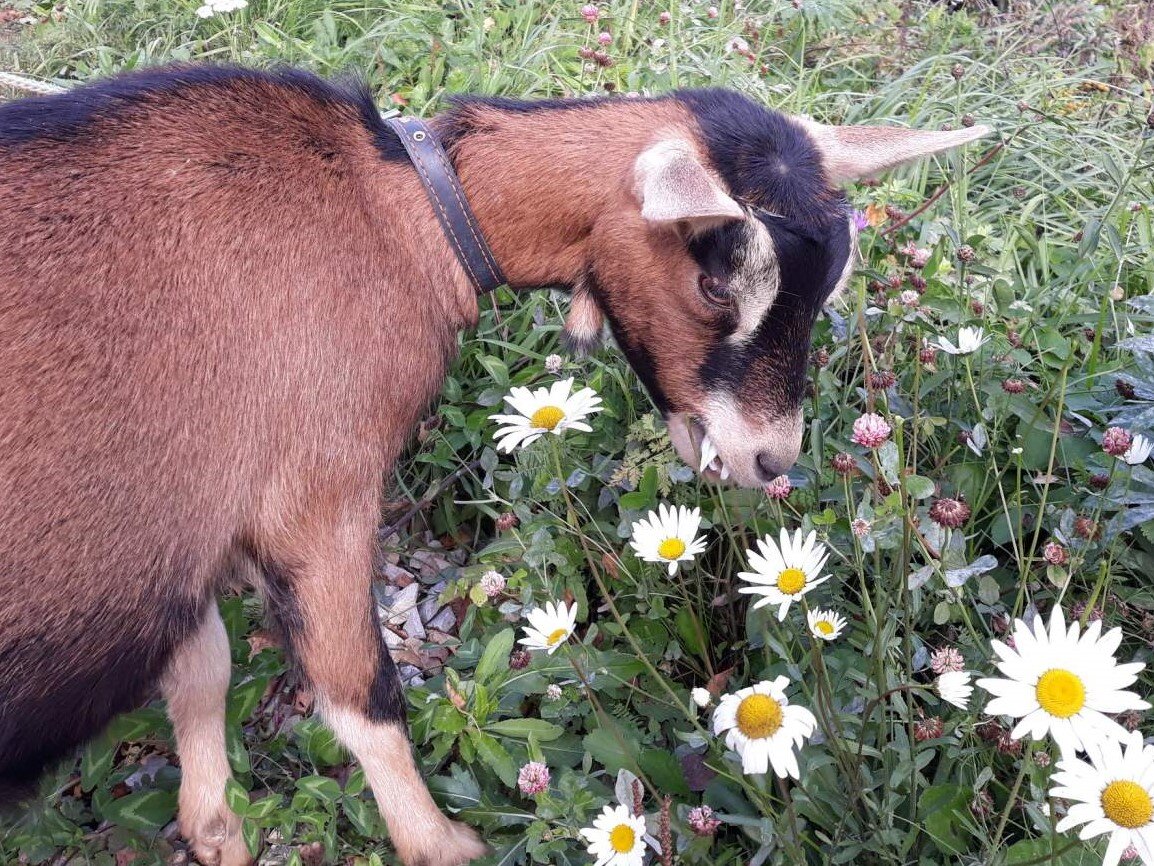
[562,645,659,800]
[844,475,877,625]
[547,439,711,742]
[804,620,867,819]
[1011,361,1071,612]
[774,775,807,863]
[989,756,1029,854]
[963,355,1024,573]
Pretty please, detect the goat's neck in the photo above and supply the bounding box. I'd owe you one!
[437,99,690,291]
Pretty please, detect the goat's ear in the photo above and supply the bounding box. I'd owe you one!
[562,280,604,356]
[634,139,744,229]
[796,117,992,184]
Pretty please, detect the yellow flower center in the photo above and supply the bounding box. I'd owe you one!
[545,628,569,646]
[657,538,687,560]
[735,693,784,739]
[1101,780,1153,829]
[1035,668,1086,718]
[815,620,834,635]
[608,823,636,853]
[529,405,565,430]
[776,567,807,595]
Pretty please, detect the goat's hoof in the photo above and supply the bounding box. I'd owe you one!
[396,818,488,866]
[184,812,251,866]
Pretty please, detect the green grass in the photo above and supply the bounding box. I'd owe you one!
[3,1,1154,864]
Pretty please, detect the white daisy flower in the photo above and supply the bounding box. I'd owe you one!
[691,687,712,708]
[488,378,602,453]
[1124,433,1153,466]
[806,608,847,641]
[517,600,578,655]
[935,326,988,355]
[712,676,817,778]
[937,671,973,710]
[579,804,649,866]
[628,503,707,576]
[195,0,246,15]
[975,606,1149,757]
[1050,731,1154,866]
[736,528,832,621]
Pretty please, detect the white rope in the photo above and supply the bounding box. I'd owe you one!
[0,70,67,96]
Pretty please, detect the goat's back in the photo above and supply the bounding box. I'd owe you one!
[0,67,461,797]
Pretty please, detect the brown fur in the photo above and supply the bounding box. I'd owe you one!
[0,73,480,863]
[442,100,718,417]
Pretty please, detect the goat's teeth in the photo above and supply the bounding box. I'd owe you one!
[719,464,731,481]
[698,432,719,473]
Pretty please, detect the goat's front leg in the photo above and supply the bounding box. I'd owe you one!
[258,513,486,866]
[162,601,250,866]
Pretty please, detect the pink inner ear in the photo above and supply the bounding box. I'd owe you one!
[635,140,745,227]
[797,118,992,184]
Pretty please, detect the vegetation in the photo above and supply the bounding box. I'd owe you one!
[2,1,1154,864]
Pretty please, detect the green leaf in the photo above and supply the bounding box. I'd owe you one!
[583,724,641,776]
[294,717,346,767]
[343,794,384,837]
[933,601,952,625]
[470,731,518,788]
[246,793,282,821]
[904,474,935,499]
[98,789,178,832]
[478,355,509,388]
[243,817,262,857]
[80,728,118,791]
[617,490,650,510]
[296,775,342,802]
[1005,837,1098,865]
[485,718,564,741]
[226,723,250,774]
[638,749,689,797]
[224,778,250,816]
[106,706,169,742]
[878,440,900,485]
[227,674,271,725]
[639,465,658,501]
[978,574,1001,606]
[475,627,514,685]
[918,784,969,853]
[344,767,366,797]
[675,604,708,660]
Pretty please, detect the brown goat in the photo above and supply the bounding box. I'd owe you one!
[0,66,988,865]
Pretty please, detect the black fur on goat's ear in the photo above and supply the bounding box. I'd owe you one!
[561,278,604,356]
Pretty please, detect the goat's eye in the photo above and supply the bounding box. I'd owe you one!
[697,274,732,306]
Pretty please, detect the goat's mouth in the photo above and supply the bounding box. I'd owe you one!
[669,415,730,483]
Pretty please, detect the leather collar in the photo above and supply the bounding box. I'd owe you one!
[384,113,507,296]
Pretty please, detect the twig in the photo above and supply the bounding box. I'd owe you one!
[882,134,1015,238]
[377,457,484,537]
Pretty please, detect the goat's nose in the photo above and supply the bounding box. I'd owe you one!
[756,451,792,481]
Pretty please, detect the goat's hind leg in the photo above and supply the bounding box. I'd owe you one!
[162,602,250,866]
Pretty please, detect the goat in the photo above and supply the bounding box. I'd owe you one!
[0,65,988,865]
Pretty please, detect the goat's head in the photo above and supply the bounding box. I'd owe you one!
[564,90,990,487]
